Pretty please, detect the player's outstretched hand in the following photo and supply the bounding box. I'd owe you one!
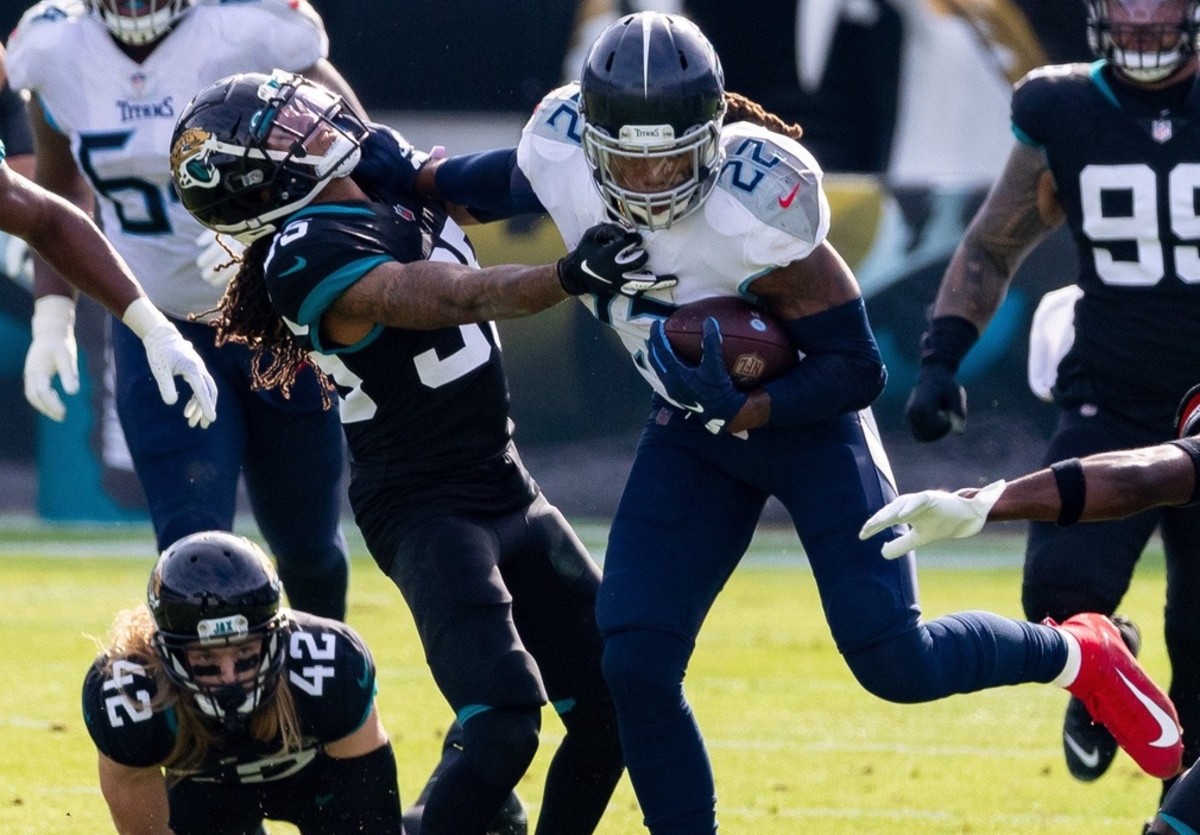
[122,298,218,429]
[647,317,746,434]
[858,480,1007,559]
[557,223,675,297]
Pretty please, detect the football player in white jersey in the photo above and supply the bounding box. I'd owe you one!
[6,0,354,621]
[0,135,214,428]
[398,11,1188,832]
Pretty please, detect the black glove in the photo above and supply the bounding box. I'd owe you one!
[905,362,967,442]
[557,223,676,296]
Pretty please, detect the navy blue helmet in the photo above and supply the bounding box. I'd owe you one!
[580,12,727,230]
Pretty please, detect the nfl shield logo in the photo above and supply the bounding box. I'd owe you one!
[1152,119,1173,143]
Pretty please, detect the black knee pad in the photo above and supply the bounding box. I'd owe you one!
[461,707,541,790]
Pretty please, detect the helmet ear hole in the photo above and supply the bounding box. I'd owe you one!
[579,12,726,230]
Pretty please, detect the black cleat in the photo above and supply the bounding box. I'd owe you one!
[487,791,528,835]
[1062,615,1142,782]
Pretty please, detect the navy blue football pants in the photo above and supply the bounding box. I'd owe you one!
[596,403,1069,834]
[111,316,349,620]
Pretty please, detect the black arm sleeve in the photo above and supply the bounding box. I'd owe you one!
[316,741,404,833]
[762,297,887,427]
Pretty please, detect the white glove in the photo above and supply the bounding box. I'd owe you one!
[122,298,219,429]
[195,230,246,287]
[1027,285,1082,402]
[858,479,1007,559]
[23,295,79,422]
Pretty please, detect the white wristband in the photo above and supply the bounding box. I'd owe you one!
[31,295,76,337]
[121,296,171,339]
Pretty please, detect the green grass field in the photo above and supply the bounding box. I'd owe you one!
[0,518,1173,834]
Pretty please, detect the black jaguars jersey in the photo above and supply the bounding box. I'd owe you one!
[81,612,374,784]
[260,198,536,534]
[1013,62,1200,426]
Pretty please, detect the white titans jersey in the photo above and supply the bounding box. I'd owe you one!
[7,0,328,319]
[517,83,830,404]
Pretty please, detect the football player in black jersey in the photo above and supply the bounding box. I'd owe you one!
[904,0,1200,800]
[83,531,403,834]
[166,69,663,835]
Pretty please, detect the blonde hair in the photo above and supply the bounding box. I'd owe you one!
[100,604,303,777]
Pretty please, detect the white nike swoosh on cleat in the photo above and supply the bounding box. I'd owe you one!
[1115,668,1181,748]
[1063,733,1102,768]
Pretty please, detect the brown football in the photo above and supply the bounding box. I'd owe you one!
[663,296,797,390]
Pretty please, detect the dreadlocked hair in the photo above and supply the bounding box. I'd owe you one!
[724,91,804,141]
[215,235,334,407]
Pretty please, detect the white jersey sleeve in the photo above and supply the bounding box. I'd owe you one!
[6,0,329,319]
[517,84,831,409]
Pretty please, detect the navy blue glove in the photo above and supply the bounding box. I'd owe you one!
[351,122,434,203]
[647,317,748,434]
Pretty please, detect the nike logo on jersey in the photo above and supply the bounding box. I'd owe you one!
[1116,668,1181,748]
[579,260,612,286]
[778,183,801,209]
[280,257,308,277]
[1062,732,1102,768]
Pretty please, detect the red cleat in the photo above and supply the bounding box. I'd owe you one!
[1049,613,1183,779]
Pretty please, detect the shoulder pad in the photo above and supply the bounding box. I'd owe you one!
[195,0,327,67]
[1015,62,1094,91]
[12,0,85,30]
[715,123,827,244]
[197,0,322,23]
[523,83,585,149]
[1011,63,1097,147]
[6,1,86,90]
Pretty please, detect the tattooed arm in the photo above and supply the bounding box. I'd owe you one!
[932,142,1065,330]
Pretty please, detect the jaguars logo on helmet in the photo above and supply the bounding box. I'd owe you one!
[170,127,222,191]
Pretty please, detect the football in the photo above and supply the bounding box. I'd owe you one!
[663,296,797,390]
